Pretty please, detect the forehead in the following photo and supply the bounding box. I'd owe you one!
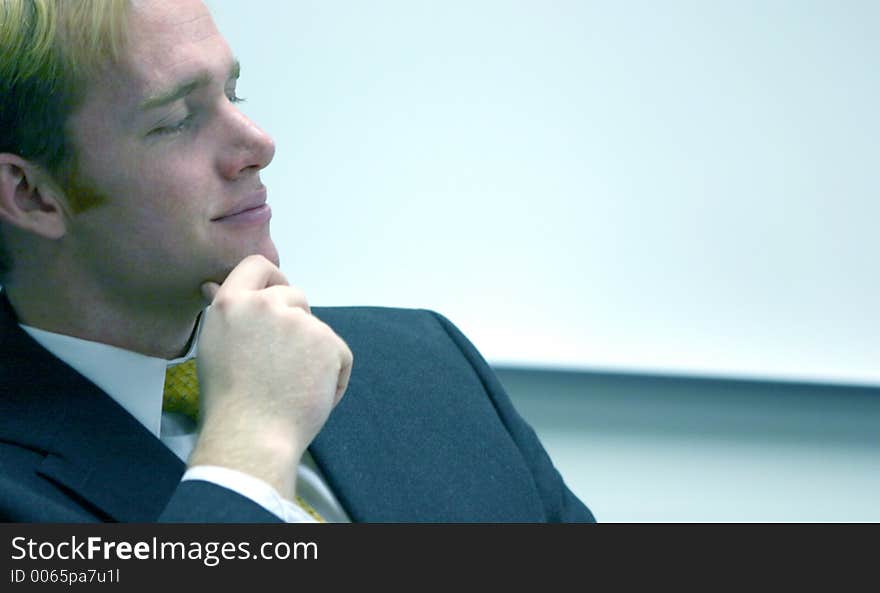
[119,0,230,99]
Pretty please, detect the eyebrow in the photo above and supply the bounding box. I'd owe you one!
[139,59,241,111]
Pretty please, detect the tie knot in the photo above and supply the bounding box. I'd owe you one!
[163,359,200,421]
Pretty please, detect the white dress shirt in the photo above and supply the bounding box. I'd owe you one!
[19,314,351,524]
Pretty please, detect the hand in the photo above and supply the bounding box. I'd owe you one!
[188,255,353,499]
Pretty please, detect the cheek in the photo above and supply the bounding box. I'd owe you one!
[115,157,212,220]
[71,132,218,236]
[71,175,202,253]
[139,147,216,207]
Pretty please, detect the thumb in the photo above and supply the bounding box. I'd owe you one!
[200,281,221,304]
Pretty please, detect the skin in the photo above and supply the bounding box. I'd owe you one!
[0,0,352,499]
[1,0,277,358]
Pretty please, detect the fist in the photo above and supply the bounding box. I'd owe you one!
[189,255,353,497]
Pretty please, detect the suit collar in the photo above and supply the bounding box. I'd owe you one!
[0,292,185,521]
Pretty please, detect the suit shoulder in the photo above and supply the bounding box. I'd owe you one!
[311,305,438,321]
[311,306,451,338]
[310,306,473,366]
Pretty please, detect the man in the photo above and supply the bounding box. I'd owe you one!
[0,0,594,522]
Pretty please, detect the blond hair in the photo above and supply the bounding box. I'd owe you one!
[1,0,128,170]
[0,0,129,278]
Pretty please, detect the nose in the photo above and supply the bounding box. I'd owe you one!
[217,105,276,180]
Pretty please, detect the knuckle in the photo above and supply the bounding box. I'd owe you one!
[281,304,309,326]
[253,294,272,310]
[316,321,338,343]
[309,317,332,339]
[336,336,352,356]
[293,288,310,308]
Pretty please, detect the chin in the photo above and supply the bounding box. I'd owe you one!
[255,239,281,268]
[233,240,281,270]
[204,238,281,285]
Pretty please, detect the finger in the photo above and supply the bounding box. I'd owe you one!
[217,255,289,296]
[260,285,312,315]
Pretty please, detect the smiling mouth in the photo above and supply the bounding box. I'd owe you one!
[212,204,264,220]
[212,186,269,222]
[211,203,272,225]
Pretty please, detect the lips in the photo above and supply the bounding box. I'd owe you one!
[212,187,268,221]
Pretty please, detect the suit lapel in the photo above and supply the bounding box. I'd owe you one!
[0,293,185,521]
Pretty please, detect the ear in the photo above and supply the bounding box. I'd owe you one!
[0,153,68,240]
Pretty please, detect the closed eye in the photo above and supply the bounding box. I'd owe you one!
[151,112,196,136]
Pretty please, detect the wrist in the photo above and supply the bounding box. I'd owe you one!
[189,415,304,500]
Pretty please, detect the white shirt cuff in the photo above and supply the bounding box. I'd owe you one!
[182,465,319,523]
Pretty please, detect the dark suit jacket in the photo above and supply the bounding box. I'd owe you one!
[0,294,594,522]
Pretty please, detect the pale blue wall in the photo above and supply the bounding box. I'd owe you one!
[203,0,879,521]
[206,1,879,386]
[497,367,880,522]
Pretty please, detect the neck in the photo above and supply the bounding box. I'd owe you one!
[4,281,203,360]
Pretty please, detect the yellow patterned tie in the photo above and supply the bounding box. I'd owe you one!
[162,359,326,522]
[163,359,201,421]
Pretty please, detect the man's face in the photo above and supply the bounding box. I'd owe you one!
[61,0,277,311]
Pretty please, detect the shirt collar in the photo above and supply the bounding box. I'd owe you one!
[19,313,203,438]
